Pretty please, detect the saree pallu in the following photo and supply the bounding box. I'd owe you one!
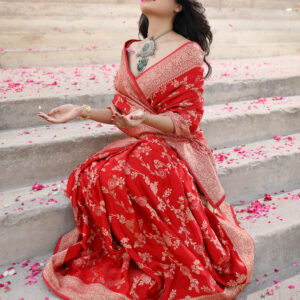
[42,39,255,300]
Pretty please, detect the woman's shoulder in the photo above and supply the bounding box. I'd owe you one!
[186,42,205,65]
[187,40,205,54]
[168,37,205,58]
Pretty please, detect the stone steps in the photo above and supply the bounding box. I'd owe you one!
[0,176,73,268]
[1,0,300,11]
[203,95,300,149]
[238,262,300,299]
[1,98,300,192]
[1,2,300,18]
[0,253,299,299]
[3,16,300,31]
[4,0,300,3]
[2,92,300,143]
[1,55,300,128]
[0,0,299,296]
[2,30,300,50]
[1,2,300,67]
[0,132,299,266]
[0,179,299,297]
[3,42,300,68]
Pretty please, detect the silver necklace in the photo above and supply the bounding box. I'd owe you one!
[135,29,173,74]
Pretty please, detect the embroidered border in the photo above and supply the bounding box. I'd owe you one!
[137,43,204,100]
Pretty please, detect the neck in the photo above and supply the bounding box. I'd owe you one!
[146,16,174,41]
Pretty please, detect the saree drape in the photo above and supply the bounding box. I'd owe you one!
[42,39,255,300]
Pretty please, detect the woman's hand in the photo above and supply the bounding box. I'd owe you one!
[38,104,81,124]
[111,109,146,128]
[206,200,217,214]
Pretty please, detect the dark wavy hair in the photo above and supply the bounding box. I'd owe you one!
[137,0,213,80]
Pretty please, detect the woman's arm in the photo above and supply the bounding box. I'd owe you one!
[79,105,175,132]
[142,112,175,133]
[79,107,113,124]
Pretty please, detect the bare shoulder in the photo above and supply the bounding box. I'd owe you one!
[169,37,191,47]
[178,37,192,44]
[172,37,203,55]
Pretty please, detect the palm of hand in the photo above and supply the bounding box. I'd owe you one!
[112,109,145,128]
[38,104,79,124]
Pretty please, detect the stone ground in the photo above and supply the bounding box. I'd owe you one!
[1,255,297,299]
[1,188,300,299]
[1,49,300,300]
[1,55,300,101]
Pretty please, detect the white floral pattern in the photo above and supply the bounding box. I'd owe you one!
[42,39,254,300]
[57,134,250,299]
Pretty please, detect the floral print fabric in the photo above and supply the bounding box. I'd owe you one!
[42,39,254,300]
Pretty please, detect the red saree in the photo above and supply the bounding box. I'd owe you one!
[42,39,255,300]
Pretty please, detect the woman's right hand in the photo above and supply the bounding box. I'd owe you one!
[205,199,217,214]
[38,104,81,124]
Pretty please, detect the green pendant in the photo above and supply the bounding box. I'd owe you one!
[137,57,148,72]
[142,43,150,52]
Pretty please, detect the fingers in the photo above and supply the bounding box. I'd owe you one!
[38,112,60,123]
[48,108,59,116]
[129,109,144,120]
[112,112,124,121]
[111,112,127,128]
[38,112,48,120]
[46,116,61,123]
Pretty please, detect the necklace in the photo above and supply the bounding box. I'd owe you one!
[135,29,173,74]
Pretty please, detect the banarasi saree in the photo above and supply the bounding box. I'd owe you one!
[42,39,255,300]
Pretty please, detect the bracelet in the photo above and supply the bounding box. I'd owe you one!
[80,104,91,120]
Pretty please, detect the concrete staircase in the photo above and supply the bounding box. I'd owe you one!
[1,0,300,299]
[1,0,300,67]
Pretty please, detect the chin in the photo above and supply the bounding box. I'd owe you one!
[140,0,157,9]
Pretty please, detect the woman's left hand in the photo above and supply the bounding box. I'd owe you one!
[111,109,146,128]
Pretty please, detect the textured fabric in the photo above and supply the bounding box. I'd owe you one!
[106,39,224,209]
[42,39,255,300]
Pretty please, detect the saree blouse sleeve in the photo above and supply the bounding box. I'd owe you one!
[157,65,205,139]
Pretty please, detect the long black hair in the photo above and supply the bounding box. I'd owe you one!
[137,0,213,80]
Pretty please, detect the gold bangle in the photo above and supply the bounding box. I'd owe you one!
[80,104,91,120]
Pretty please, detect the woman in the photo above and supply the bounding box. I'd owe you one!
[39,0,255,299]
